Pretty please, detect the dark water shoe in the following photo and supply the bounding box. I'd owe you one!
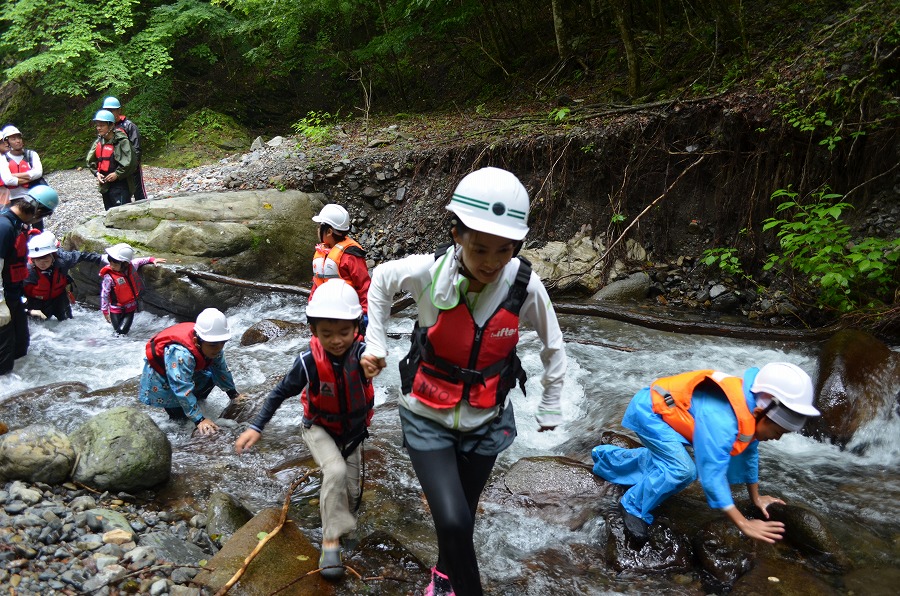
[619,502,650,544]
[319,547,344,581]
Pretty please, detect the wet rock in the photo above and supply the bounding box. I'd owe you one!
[239,318,306,346]
[139,531,208,566]
[0,425,75,484]
[606,512,693,572]
[195,507,331,595]
[83,509,134,537]
[731,555,840,595]
[206,491,253,547]
[806,329,900,447]
[766,503,851,570]
[344,531,430,593]
[591,271,651,302]
[692,518,753,591]
[69,407,172,492]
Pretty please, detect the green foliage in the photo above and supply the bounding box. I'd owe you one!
[292,111,338,145]
[153,108,248,168]
[701,247,745,278]
[549,107,571,122]
[610,213,626,225]
[762,187,900,312]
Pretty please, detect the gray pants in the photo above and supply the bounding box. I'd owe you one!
[301,424,362,541]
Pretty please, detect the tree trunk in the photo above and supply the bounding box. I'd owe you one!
[609,0,640,96]
[551,0,572,60]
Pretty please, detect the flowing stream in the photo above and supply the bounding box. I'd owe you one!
[2,294,898,594]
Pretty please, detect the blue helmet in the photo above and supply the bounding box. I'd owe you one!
[102,96,121,109]
[93,110,116,124]
[25,185,59,213]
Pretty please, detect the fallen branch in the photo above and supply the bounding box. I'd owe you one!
[215,470,314,596]
[175,268,310,297]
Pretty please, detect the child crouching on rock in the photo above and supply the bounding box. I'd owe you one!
[100,242,165,335]
[234,279,375,582]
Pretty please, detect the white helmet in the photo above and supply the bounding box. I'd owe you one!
[751,362,820,432]
[306,279,362,320]
[2,125,21,140]
[447,167,530,241]
[194,308,232,342]
[105,243,134,263]
[28,231,60,258]
[312,204,351,232]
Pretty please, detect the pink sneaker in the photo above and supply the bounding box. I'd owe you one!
[424,566,455,596]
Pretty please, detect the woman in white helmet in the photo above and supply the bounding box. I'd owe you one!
[361,167,567,596]
[140,308,245,436]
[591,362,820,546]
[23,231,104,321]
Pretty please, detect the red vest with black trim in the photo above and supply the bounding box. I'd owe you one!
[145,323,211,376]
[4,225,29,284]
[24,266,68,300]
[6,155,32,189]
[100,264,143,309]
[311,238,364,288]
[401,256,531,410]
[94,140,116,175]
[300,336,374,442]
[649,369,757,455]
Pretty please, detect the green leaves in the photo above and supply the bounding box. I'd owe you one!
[762,186,900,312]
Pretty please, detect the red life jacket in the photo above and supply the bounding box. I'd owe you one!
[311,238,365,288]
[145,322,211,376]
[6,229,29,284]
[399,255,531,410]
[649,369,757,456]
[24,265,68,300]
[300,336,374,444]
[94,140,116,175]
[99,264,143,309]
[6,154,32,189]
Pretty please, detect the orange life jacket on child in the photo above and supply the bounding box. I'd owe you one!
[100,264,143,311]
[649,369,757,455]
[24,266,68,300]
[311,238,364,288]
[145,322,211,376]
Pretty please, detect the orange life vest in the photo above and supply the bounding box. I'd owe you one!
[649,369,757,455]
[311,238,364,288]
[145,322,211,376]
[24,266,68,300]
[398,256,531,410]
[300,336,374,444]
[5,227,29,284]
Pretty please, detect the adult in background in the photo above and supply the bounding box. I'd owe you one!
[0,134,10,207]
[102,96,146,201]
[591,362,820,546]
[86,110,134,210]
[310,203,371,332]
[139,308,245,435]
[1,125,46,230]
[0,186,58,374]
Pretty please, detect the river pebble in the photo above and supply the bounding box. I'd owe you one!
[0,479,216,595]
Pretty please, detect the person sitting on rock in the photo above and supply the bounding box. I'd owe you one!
[140,308,245,436]
[309,203,370,333]
[591,362,820,546]
[235,279,375,582]
[99,242,165,336]
[24,231,104,321]
[86,109,135,210]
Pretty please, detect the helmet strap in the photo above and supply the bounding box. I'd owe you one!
[755,397,779,422]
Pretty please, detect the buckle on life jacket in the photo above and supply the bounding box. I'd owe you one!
[446,364,486,386]
[652,384,675,407]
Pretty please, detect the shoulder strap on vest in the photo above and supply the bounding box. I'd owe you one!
[503,256,532,314]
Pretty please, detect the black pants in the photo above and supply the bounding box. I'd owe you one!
[132,164,147,201]
[101,180,132,210]
[406,446,497,596]
[0,292,29,375]
[110,311,134,335]
[28,294,72,321]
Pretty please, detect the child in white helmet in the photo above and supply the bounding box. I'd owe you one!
[140,308,244,436]
[235,278,375,582]
[310,203,371,332]
[591,362,821,546]
[24,231,104,321]
[360,167,567,596]
[99,242,165,335]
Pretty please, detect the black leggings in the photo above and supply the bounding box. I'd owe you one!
[406,446,497,596]
[110,311,134,335]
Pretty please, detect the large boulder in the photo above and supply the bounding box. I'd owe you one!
[0,424,76,484]
[806,329,900,447]
[69,406,172,491]
[66,190,325,319]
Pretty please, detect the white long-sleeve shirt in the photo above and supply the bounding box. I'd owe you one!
[363,246,567,431]
[2,151,43,200]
